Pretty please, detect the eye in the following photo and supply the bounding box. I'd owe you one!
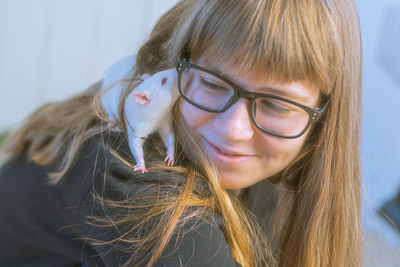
[200,78,231,92]
[259,98,291,114]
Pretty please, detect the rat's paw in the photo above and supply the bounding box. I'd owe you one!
[164,146,175,167]
[133,164,148,173]
[164,155,174,167]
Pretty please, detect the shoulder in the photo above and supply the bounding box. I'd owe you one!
[77,133,240,266]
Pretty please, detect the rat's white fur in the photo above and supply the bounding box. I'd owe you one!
[102,55,136,124]
[101,56,179,172]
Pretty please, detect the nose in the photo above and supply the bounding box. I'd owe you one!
[214,99,255,141]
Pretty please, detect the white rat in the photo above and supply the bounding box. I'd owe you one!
[101,56,180,173]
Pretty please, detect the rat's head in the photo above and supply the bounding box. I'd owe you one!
[139,69,179,100]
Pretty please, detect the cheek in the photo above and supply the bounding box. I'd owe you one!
[179,98,213,128]
[257,134,307,162]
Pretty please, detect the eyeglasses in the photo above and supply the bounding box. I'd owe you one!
[176,57,328,139]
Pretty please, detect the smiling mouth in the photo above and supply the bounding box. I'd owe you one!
[202,138,254,167]
[212,145,248,158]
[204,138,250,157]
[215,147,238,157]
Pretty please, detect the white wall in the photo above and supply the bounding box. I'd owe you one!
[356,0,400,248]
[0,0,179,131]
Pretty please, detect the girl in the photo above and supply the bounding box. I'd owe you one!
[0,0,362,266]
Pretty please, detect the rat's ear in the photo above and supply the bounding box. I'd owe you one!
[140,74,151,80]
[131,92,151,104]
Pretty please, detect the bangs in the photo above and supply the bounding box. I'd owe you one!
[186,0,341,95]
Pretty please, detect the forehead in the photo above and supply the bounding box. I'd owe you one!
[195,57,321,107]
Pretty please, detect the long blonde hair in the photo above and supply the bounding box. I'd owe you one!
[4,0,362,266]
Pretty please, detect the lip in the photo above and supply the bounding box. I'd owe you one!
[202,138,254,167]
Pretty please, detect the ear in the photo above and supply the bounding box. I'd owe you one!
[131,92,151,104]
[140,73,151,81]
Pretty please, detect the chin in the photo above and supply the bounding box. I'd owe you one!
[219,174,252,190]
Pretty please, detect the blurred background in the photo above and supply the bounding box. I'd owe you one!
[0,0,399,265]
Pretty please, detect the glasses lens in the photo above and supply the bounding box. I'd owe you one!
[180,67,235,111]
[254,97,310,137]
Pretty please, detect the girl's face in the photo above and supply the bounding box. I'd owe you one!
[179,59,321,190]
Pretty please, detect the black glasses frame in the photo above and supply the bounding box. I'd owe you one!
[176,57,328,139]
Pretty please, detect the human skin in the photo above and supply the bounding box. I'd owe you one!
[179,59,321,190]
